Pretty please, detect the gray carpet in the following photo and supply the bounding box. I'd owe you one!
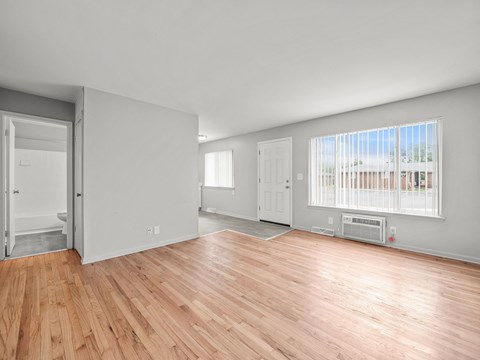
[9,230,67,259]
[199,211,291,239]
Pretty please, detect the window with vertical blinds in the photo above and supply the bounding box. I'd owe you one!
[309,120,442,217]
[204,150,234,188]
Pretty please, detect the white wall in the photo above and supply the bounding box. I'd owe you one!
[15,148,67,233]
[82,88,199,263]
[199,84,480,264]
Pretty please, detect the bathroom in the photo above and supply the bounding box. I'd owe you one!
[7,118,68,258]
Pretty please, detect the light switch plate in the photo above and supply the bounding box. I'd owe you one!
[154,225,160,235]
[297,173,304,180]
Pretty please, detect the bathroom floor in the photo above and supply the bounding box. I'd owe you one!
[9,230,67,259]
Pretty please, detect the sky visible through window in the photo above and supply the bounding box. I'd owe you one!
[318,123,434,165]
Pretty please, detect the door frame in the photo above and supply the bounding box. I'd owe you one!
[74,113,84,260]
[0,111,74,255]
[5,119,16,256]
[0,119,5,260]
[257,137,293,226]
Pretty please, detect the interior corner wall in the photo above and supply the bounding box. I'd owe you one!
[82,88,199,263]
[199,84,480,264]
[74,87,84,120]
[0,87,75,121]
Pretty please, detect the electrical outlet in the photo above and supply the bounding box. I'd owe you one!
[154,225,160,235]
[328,217,334,225]
[390,226,397,235]
[146,227,153,235]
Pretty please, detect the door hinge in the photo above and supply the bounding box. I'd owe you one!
[259,178,261,183]
[259,150,261,155]
[4,231,8,237]
[5,130,8,136]
[259,206,261,211]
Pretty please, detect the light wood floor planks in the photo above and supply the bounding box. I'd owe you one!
[1,229,479,359]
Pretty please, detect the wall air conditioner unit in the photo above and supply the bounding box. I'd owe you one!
[341,213,386,245]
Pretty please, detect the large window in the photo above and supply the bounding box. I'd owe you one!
[204,150,234,188]
[309,120,442,217]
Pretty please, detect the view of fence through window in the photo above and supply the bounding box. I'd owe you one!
[309,120,441,216]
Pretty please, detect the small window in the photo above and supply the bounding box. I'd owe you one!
[204,150,234,188]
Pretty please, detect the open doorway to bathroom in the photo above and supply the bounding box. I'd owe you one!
[1,112,73,259]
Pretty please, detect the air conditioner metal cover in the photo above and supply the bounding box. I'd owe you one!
[341,213,386,245]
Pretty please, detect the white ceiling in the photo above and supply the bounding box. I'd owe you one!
[1,1,479,141]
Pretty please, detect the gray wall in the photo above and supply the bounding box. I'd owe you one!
[82,88,199,263]
[0,87,75,121]
[199,84,480,264]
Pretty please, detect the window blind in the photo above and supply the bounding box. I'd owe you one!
[309,120,441,217]
[204,150,234,188]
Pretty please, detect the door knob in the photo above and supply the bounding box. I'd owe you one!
[285,186,290,189]
[76,193,82,197]
[13,189,19,194]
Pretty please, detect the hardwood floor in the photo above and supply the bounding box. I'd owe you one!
[1,230,479,359]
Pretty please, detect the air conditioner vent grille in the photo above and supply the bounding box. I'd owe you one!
[341,213,386,245]
[352,218,381,226]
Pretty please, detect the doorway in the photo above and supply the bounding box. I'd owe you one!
[257,137,292,226]
[1,112,74,259]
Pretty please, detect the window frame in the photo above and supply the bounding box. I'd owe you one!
[308,118,443,219]
[204,149,235,189]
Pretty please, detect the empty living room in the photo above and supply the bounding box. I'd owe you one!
[1,1,479,359]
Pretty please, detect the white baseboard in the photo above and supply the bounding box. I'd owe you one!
[81,233,199,265]
[213,210,257,222]
[291,224,310,232]
[16,227,64,236]
[293,225,480,265]
[389,243,480,265]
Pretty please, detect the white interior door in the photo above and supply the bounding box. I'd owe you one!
[74,118,83,258]
[6,119,16,255]
[258,138,291,225]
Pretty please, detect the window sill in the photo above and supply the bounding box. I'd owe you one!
[307,204,445,221]
[203,186,235,190]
